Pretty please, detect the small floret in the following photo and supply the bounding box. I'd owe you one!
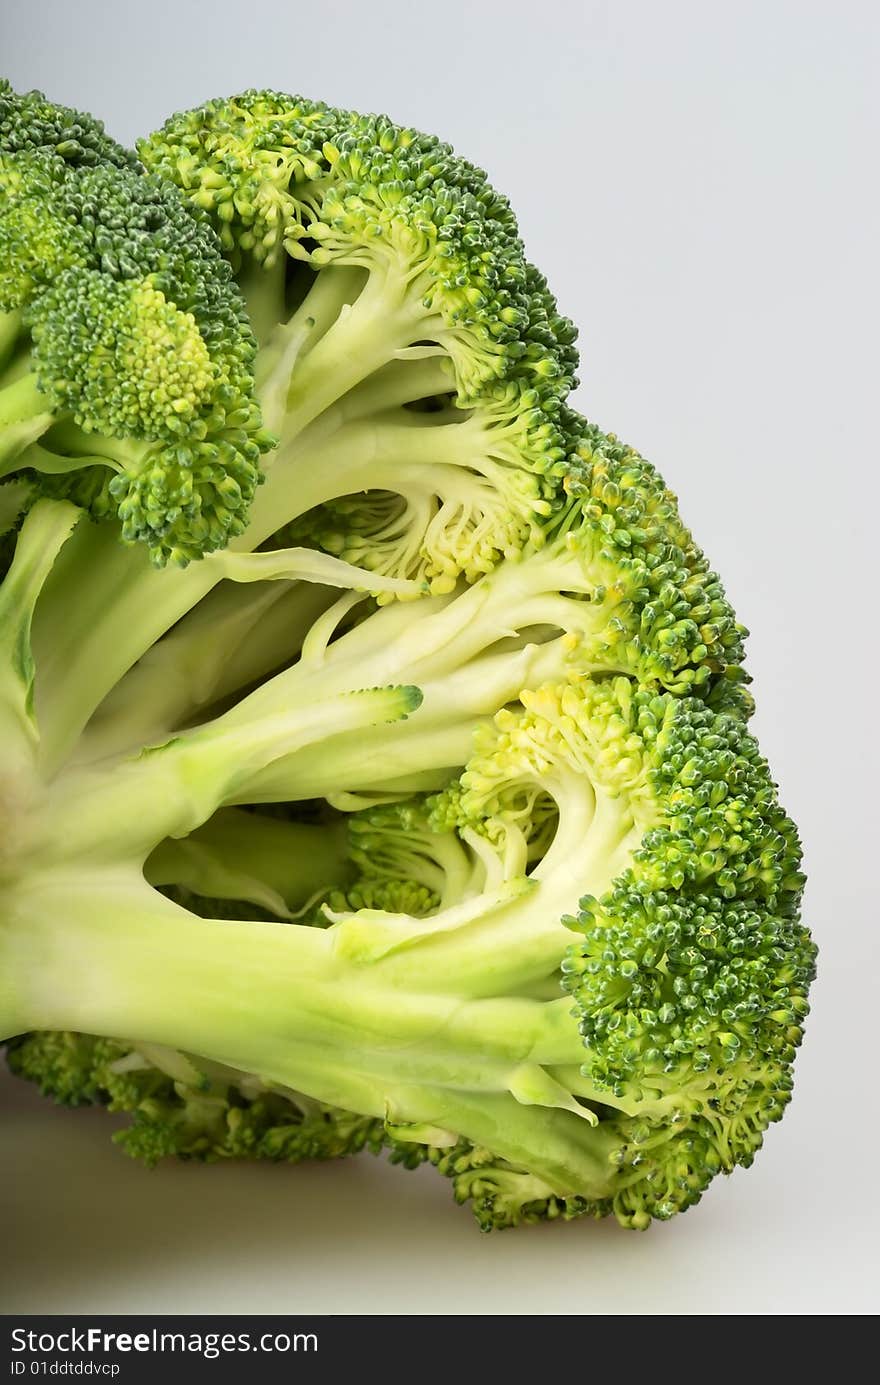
[138,91,576,591]
[0,91,273,564]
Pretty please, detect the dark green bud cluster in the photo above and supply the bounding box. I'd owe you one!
[310,142,576,397]
[0,80,136,170]
[31,271,215,437]
[556,418,747,690]
[561,695,814,1195]
[139,91,586,590]
[640,695,804,898]
[426,680,813,1225]
[138,90,348,265]
[115,1084,382,1167]
[705,672,756,719]
[567,883,812,1086]
[602,1108,721,1228]
[599,1059,800,1227]
[0,152,90,307]
[0,88,274,563]
[139,90,579,403]
[4,1029,109,1106]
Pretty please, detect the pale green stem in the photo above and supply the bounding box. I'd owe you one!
[237,640,567,803]
[307,356,456,439]
[0,310,24,373]
[0,500,79,766]
[30,282,453,771]
[3,872,624,1198]
[145,809,352,916]
[359,780,641,999]
[0,372,55,473]
[238,255,288,348]
[32,526,221,776]
[36,685,419,865]
[77,582,341,764]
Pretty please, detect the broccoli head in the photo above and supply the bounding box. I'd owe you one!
[0,85,813,1233]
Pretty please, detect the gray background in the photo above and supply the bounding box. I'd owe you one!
[1,0,877,1315]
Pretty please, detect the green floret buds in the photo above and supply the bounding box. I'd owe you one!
[0,90,273,564]
[134,89,581,593]
[561,421,747,688]
[0,80,137,170]
[139,90,575,398]
[140,91,578,399]
[558,694,814,1216]
[31,273,215,436]
[0,153,89,309]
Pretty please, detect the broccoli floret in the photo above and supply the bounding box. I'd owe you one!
[137,91,575,593]
[0,80,136,170]
[0,88,272,564]
[1,87,813,1233]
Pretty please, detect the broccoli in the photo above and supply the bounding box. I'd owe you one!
[0,83,273,564]
[0,86,815,1231]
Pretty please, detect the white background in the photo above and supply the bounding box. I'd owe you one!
[2,0,878,1314]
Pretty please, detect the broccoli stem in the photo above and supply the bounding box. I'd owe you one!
[28,272,562,774]
[5,879,582,1063]
[25,233,509,774]
[0,310,24,372]
[79,580,342,763]
[237,255,288,348]
[4,876,626,1198]
[235,639,573,805]
[0,370,55,472]
[33,524,221,773]
[261,267,437,440]
[48,684,420,863]
[282,266,368,358]
[326,771,638,1001]
[0,499,78,764]
[244,558,604,722]
[145,808,353,917]
[33,474,607,786]
[239,716,482,805]
[243,412,525,553]
[310,356,456,435]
